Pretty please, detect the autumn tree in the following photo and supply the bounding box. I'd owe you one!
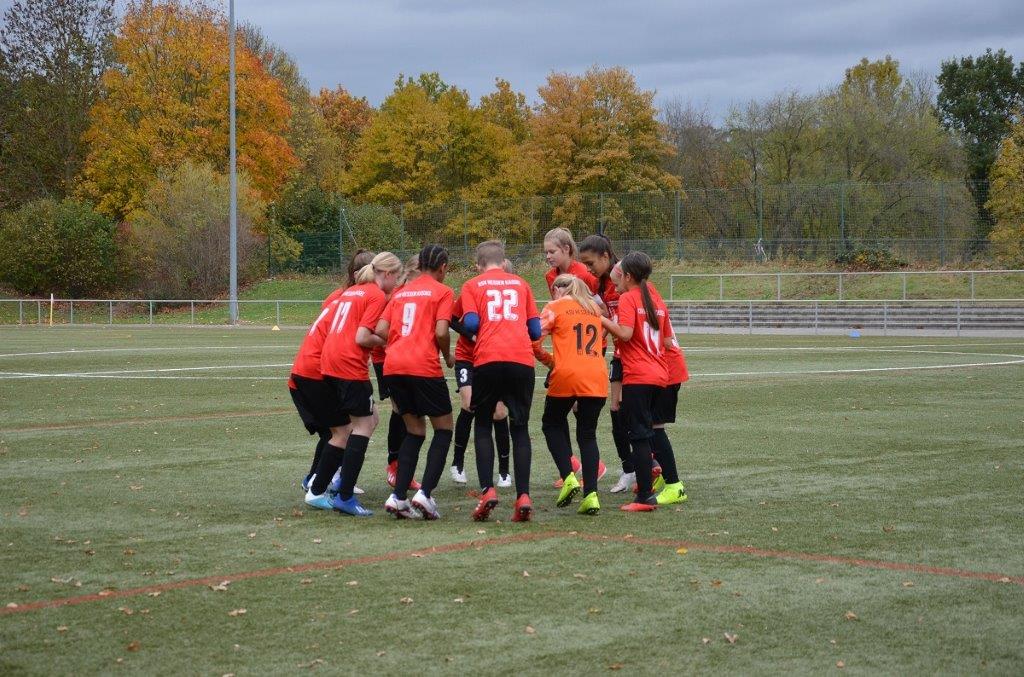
[0,0,116,208]
[313,85,374,176]
[78,0,296,220]
[479,78,531,143]
[986,114,1024,266]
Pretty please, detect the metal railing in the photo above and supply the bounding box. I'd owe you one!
[669,269,1024,302]
[0,298,323,327]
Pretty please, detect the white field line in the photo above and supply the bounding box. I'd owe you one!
[2,348,1023,381]
[0,345,295,358]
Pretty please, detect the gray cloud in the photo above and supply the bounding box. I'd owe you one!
[3,0,1023,119]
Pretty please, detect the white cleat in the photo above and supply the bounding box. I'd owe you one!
[497,473,512,488]
[384,494,421,519]
[411,490,440,520]
[609,471,636,493]
[450,466,467,484]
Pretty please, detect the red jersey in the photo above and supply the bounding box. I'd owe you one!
[595,275,621,358]
[648,286,688,385]
[616,284,671,387]
[459,268,539,368]
[545,260,599,298]
[320,283,386,382]
[451,295,475,363]
[290,299,339,382]
[322,287,344,309]
[382,275,454,378]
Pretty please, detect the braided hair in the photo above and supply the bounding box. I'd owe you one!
[418,243,449,272]
[619,251,658,328]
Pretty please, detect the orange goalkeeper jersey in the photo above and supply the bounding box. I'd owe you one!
[539,296,608,398]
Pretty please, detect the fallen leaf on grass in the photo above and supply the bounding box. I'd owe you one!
[209,581,230,592]
[724,633,738,644]
[346,581,358,587]
[57,626,68,633]
[453,597,464,603]
[573,573,587,579]
[476,529,486,535]
[701,637,711,645]
[522,571,530,577]
[882,525,895,533]
[126,641,140,652]
[399,597,413,604]
[17,507,28,517]
[300,579,313,585]
[836,661,846,669]
[676,548,688,555]
[147,591,160,597]
[348,609,359,615]
[711,579,723,588]
[608,663,624,670]
[227,608,246,617]
[411,553,424,558]
[771,527,779,532]
[844,611,858,621]
[117,607,133,616]
[6,602,18,609]
[312,538,322,544]
[299,658,324,668]
[902,581,914,588]
[123,548,135,556]
[129,485,143,491]
[815,578,826,584]
[997,577,1011,584]
[525,625,536,635]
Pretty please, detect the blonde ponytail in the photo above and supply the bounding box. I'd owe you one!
[552,274,600,315]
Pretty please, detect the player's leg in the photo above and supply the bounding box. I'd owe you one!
[608,361,635,492]
[451,362,473,483]
[541,395,576,480]
[330,380,377,516]
[620,384,657,511]
[503,363,536,521]
[411,377,455,520]
[493,401,511,486]
[652,384,686,505]
[574,397,606,497]
[470,363,501,521]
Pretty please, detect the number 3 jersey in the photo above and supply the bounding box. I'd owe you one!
[459,268,540,368]
[320,282,387,382]
[382,274,454,378]
[539,297,608,398]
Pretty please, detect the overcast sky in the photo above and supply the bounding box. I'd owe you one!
[4,0,1024,121]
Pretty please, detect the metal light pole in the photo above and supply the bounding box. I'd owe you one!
[228,0,239,324]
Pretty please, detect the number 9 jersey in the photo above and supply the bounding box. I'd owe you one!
[458,268,540,368]
[381,274,454,377]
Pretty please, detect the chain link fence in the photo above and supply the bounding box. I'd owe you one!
[268,181,991,273]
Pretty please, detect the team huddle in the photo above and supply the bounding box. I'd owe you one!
[287,229,689,521]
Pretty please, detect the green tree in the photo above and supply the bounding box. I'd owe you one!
[0,198,131,295]
[937,48,1024,234]
[0,0,116,208]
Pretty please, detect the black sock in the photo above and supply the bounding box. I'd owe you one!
[387,411,405,465]
[453,409,473,471]
[474,411,494,491]
[310,443,345,495]
[577,426,600,496]
[307,431,330,478]
[394,433,426,500]
[510,423,532,497]
[631,437,655,503]
[610,409,633,473]
[338,434,369,500]
[420,429,453,496]
[652,428,680,485]
[494,417,510,476]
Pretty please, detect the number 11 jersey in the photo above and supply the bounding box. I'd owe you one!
[459,268,540,368]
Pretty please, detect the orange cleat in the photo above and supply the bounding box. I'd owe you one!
[511,493,533,522]
[386,460,421,491]
[472,487,499,521]
[620,501,657,512]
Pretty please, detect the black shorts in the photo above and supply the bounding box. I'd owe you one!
[609,357,623,383]
[290,374,350,433]
[652,383,680,425]
[387,375,453,417]
[454,360,473,391]
[620,384,660,441]
[372,362,390,400]
[323,376,375,418]
[471,362,535,426]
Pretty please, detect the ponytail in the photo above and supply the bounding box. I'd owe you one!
[354,263,375,285]
[620,251,658,326]
[638,281,659,329]
[552,274,600,316]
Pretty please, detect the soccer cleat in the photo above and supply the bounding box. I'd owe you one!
[609,471,635,493]
[497,473,512,488]
[577,491,601,515]
[385,494,421,519]
[328,470,364,496]
[511,493,533,522]
[304,490,334,511]
[331,494,373,517]
[656,482,688,506]
[620,500,657,512]
[411,490,440,520]
[556,455,584,488]
[596,460,608,481]
[472,487,499,521]
[652,474,666,494]
[556,472,581,507]
[386,460,421,491]
[450,465,467,484]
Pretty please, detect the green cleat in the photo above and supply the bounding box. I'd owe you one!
[556,472,581,507]
[652,474,667,493]
[577,491,600,515]
[656,481,688,506]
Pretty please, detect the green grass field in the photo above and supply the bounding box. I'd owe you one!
[1,327,1023,674]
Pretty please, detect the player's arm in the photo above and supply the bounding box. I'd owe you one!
[374,317,390,342]
[533,340,553,368]
[601,315,633,342]
[524,285,542,340]
[356,326,384,348]
[435,319,453,368]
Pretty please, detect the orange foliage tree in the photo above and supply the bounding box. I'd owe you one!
[79,0,296,219]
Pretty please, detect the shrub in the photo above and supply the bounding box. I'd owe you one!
[834,246,907,271]
[0,198,132,296]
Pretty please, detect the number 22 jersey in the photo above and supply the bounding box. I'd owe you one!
[458,268,539,368]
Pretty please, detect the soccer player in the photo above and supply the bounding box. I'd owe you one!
[460,240,541,522]
[599,251,675,512]
[578,234,634,493]
[649,287,690,505]
[377,245,456,520]
[307,251,402,516]
[292,248,373,493]
[535,274,608,515]
[376,255,421,492]
[543,227,599,296]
